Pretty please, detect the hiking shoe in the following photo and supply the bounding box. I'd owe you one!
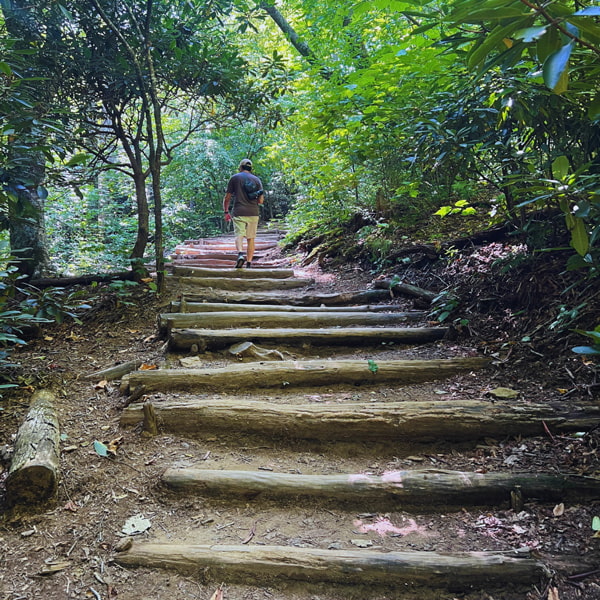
[245,261,252,269]
[235,254,246,268]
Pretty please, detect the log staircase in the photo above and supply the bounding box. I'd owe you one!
[112,231,599,598]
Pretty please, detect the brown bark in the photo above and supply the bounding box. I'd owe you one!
[162,467,600,507]
[29,270,136,289]
[373,279,438,303]
[172,251,266,261]
[169,326,446,351]
[85,358,145,381]
[170,301,411,314]
[125,357,489,395]
[176,276,314,291]
[120,397,597,443]
[172,266,294,279]
[6,390,60,507]
[115,543,545,588]
[179,289,391,306]
[159,310,426,332]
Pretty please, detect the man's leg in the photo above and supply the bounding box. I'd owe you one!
[232,217,247,267]
[247,237,255,263]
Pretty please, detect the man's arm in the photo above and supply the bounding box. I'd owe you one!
[223,192,233,221]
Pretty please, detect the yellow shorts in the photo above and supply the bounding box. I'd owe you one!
[233,216,259,238]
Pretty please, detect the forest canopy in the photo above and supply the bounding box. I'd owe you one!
[0,0,599,352]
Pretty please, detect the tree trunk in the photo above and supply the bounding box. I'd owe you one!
[120,397,598,443]
[125,357,489,395]
[172,266,295,279]
[115,543,545,589]
[159,310,426,332]
[129,168,150,260]
[179,289,392,306]
[162,467,600,507]
[169,326,445,351]
[6,390,60,507]
[176,276,314,291]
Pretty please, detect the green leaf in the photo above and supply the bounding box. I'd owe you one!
[569,217,589,256]
[467,20,530,70]
[0,62,12,76]
[552,155,570,179]
[94,440,108,457]
[537,27,561,62]
[368,359,379,374]
[588,94,600,120]
[543,43,573,93]
[593,516,600,531]
[573,346,600,355]
[514,26,547,43]
[574,7,600,16]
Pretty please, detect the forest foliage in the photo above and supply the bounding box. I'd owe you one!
[1,0,600,372]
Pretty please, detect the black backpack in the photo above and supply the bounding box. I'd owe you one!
[242,174,263,201]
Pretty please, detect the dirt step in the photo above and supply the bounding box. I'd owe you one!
[161,467,600,509]
[174,276,314,291]
[180,289,392,306]
[172,266,295,279]
[124,357,489,394]
[119,396,597,443]
[159,310,426,331]
[115,543,546,590]
[169,326,446,351]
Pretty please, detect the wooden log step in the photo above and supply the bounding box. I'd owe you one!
[162,467,600,507]
[159,310,426,331]
[172,266,295,279]
[120,397,599,442]
[170,260,281,268]
[115,543,545,588]
[6,390,60,507]
[126,358,489,394]
[180,289,391,306]
[176,277,314,291]
[169,326,446,351]
[170,301,409,313]
[173,250,266,260]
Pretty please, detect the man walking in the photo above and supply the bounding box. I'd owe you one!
[223,158,264,268]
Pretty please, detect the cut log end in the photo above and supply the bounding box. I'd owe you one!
[6,464,58,507]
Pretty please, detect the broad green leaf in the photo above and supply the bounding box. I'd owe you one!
[514,26,547,43]
[575,346,600,355]
[552,155,570,179]
[368,359,379,374]
[569,216,589,256]
[537,27,561,62]
[0,62,12,76]
[574,7,600,16]
[468,19,531,70]
[594,516,600,531]
[543,43,573,92]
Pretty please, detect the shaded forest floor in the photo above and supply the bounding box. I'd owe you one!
[0,225,599,600]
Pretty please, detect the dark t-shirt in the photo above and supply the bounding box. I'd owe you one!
[226,171,263,217]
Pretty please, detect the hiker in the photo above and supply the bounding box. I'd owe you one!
[223,158,264,268]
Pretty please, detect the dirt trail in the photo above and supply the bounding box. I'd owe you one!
[1,232,599,600]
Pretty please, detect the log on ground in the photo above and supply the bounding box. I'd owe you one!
[85,359,145,381]
[172,266,294,279]
[115,543,545,589]
[169,326,447,351]
[170,301,407,313]
[178,289,391,306]
[126,357,489,394]
[373,279,438,304]
[6,390,60,507]
[176,276,313,291]
[159,310,426,332]
[121,398,600,442]
[162,468,600,507]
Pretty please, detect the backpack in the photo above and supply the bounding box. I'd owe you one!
[242,174,263,201]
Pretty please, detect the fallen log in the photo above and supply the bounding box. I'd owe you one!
[170,301,406,313]
[6,390,60,507]
[172,266,295,279]
[125,357,489,394]
[177,276,314,291]
[159,310,426,332]
[120,398,599,442]
[179,289,391,306]
[162,468,600,507]
[169,326,446,351]
[85,359,145,381]
[28,270,136,289]
[115,543,545,588]
[373,279,437,304]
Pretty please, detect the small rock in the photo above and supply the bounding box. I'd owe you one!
[114,536,133,552]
